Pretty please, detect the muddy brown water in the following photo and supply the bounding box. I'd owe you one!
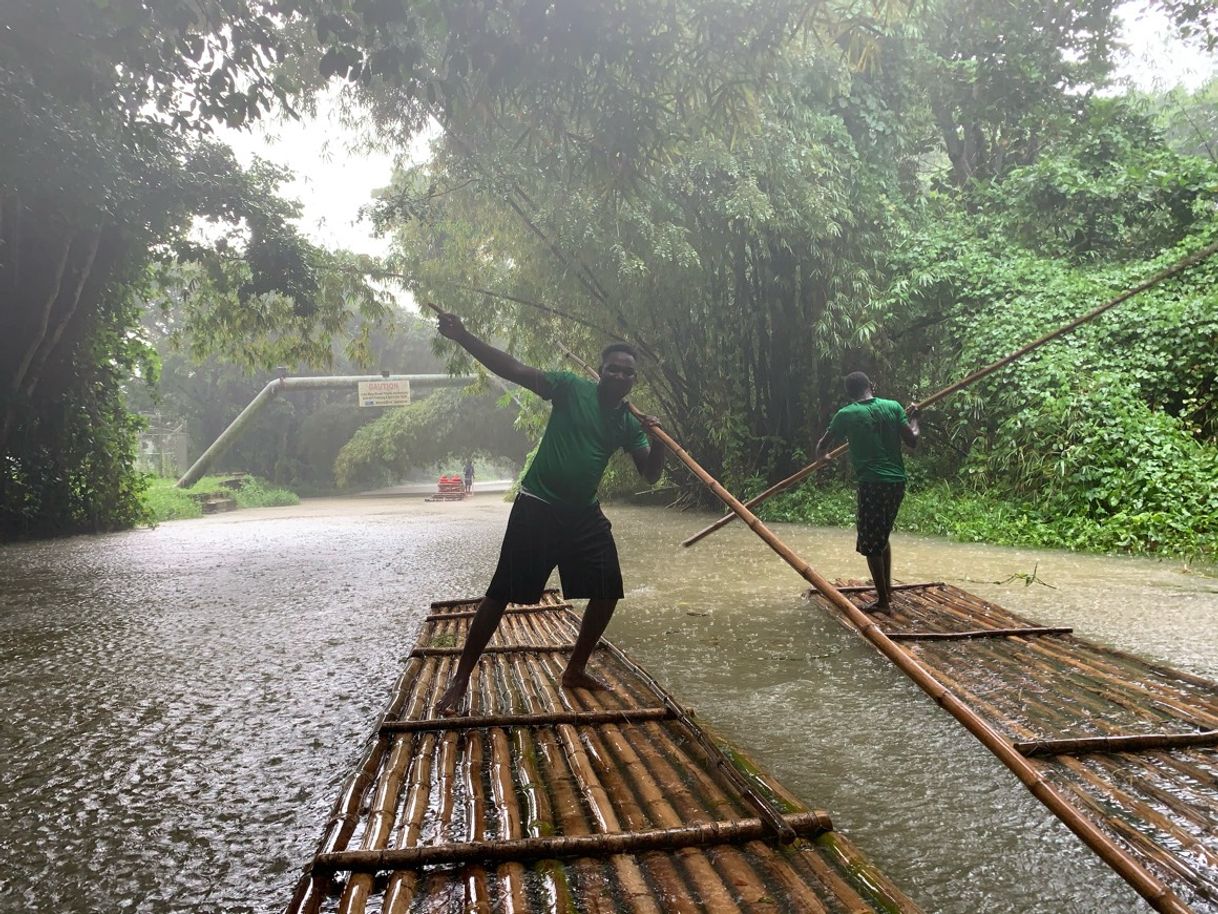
[2,495,1215,914]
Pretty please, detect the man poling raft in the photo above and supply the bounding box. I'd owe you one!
[681,235,1218,549]
[428,307,664,716]
[814,372,920,613]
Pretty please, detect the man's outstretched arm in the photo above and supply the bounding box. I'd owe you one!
[814,428,836,462]
[436,310,553,398]
[900,404,920,449]
[630,416,665,484]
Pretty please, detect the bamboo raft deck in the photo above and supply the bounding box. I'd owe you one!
[288,590,924,914]
[810,581,1218,913]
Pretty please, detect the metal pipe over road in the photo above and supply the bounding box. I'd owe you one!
[175,374,472,488]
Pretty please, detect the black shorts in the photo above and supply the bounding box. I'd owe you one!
[856,481,906,557]
[486,495,624,604]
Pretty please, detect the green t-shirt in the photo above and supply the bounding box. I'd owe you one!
[520,371,650,507]
[827,397,909,484]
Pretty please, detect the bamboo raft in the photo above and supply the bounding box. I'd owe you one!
[288,590,925,914]
[809,581,1218,913]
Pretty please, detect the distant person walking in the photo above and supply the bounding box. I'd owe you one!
[463,459,475,494]
[815,372,919,612]
[432,309,664,715]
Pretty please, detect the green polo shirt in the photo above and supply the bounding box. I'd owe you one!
[520,371,649,507]
[827,397,909,484]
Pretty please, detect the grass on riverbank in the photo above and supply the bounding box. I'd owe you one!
[141,476,300,523]
[757,481,1217,563]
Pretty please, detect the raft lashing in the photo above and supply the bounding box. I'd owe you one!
[288,590,925,914]
[809,581,1218,914]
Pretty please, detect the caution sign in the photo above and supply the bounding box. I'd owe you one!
[358,379,411,407]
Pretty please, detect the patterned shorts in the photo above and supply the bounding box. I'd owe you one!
[856,482,906,557]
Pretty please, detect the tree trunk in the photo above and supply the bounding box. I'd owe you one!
[23,229,101,400]
[10,232,75,395]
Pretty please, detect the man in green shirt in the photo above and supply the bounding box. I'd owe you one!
[815,372,920,612]
[433,310,664,715]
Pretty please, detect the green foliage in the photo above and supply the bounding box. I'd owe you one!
[978,101,1218,259]
[141,479,204,522]
[380,48,900,494]
[232,476,301,508]
[141,475,299,523]
[1,1,391,538]
[1147,78,1218,161]
[335,387,529,489]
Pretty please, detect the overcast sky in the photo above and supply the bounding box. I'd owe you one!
[220,2,1217,262]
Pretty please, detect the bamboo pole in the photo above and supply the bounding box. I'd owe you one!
[380,730,438,914]
[427,590,561,609]
[578,712,771,914]
[523,648,754,914]
[620,427,1192,911]
[834,582,944,593]
[682,237,1218,547]
[381,707,674,732]
[425,604,571,621]
[286,656,430,914]
[518,655,691,914]
[886,625,1073,641]
[427,311,1192,910]
[315,814,834,873]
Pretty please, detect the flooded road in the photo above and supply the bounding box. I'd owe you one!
[2,495,1215,914]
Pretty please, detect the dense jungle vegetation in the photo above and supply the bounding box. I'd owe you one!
[2,1,1217,559]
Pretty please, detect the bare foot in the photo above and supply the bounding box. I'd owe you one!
[561,669,613,693]
[860,601,893,614]
[433,679,468,717]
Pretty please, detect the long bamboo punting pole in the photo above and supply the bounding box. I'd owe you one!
[682,237,1218,547]
[427,306,1192,911]
[555,340,1199,910]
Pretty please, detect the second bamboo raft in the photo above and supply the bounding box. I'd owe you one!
[810,581,1218,914]
[288,590,925,914]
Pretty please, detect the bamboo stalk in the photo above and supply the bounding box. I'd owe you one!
[425,605,572,622]
[337,731,417,914]
[381,730,438,914]
[1057,754,1218,875]
[834,582,945,593]
[561,346,1193,910]
[1016,730,1218,757]
[381,707,675,733]
[286,656,430,914]
[683,237,1218,547]
[429,590,563,609]
[886,626,1073,641]
[532,723,664,914]
[595,638,797,843]
[412,643,578,657]
[488,727,533,913]
[315,814,833,873]
[545,657,756,913]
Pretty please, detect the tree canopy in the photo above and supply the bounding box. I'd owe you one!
[4,0,1217,556]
